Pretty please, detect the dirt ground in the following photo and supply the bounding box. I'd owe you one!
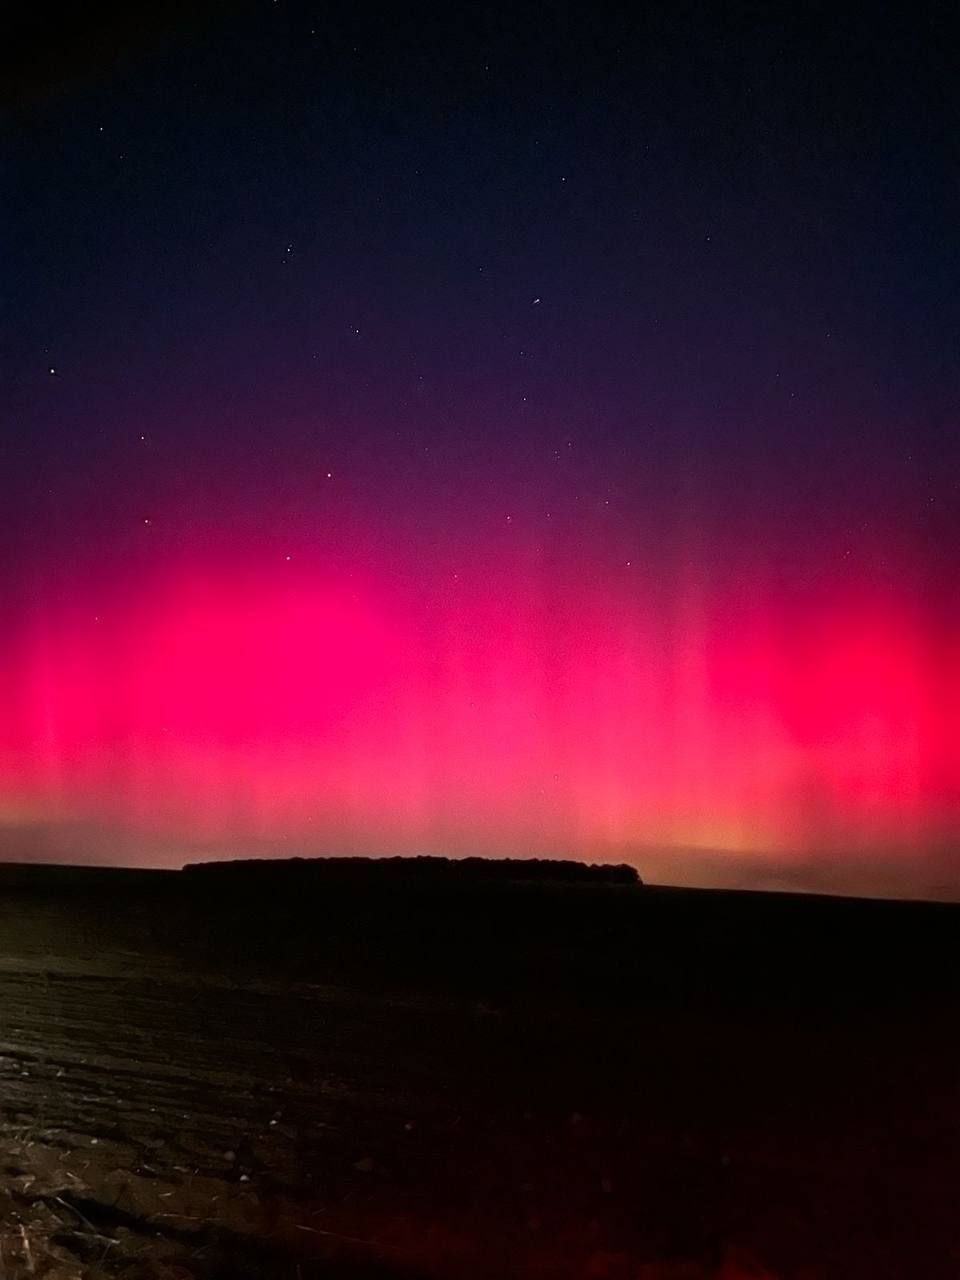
[1,876,959,1279]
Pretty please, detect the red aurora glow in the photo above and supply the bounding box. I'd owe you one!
[0,562,955,887]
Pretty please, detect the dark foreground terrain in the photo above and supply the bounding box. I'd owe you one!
[1,863,959,1279]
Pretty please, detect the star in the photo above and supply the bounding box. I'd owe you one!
[48,367,57,375]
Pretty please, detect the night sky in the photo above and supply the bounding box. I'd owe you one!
[4,2,960,896]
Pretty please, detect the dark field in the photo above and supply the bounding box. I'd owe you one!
[1,866,959,1279]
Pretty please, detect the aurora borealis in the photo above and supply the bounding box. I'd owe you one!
[4,2,959,895]
[1,551,954,893]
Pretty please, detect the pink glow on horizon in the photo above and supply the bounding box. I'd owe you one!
[0,565,956,879]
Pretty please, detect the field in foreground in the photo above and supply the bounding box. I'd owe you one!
[0,865,959,1278]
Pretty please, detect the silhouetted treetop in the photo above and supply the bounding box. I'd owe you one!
[182,855,641,886]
